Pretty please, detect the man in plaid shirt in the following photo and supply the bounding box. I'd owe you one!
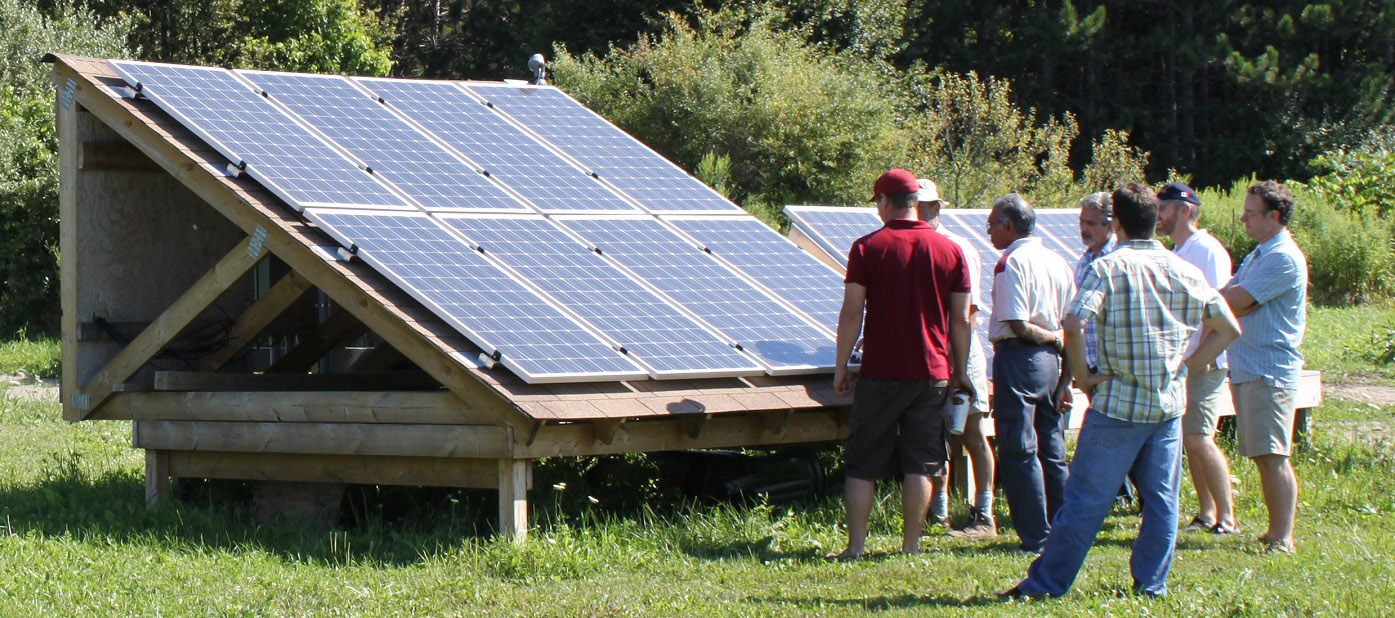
[1001,183,1240,599]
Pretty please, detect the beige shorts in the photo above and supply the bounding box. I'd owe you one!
[1232,380,1298,457]
[966,343,989,415]
[1182,366,1228,436]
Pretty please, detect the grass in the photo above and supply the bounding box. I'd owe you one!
[0,336,60,380]
[1301,302,1395,382]
[2,304,1395,616]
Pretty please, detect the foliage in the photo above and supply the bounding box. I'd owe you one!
[1298,149,1395,218]
[552,5,904,214]
[902,69,1078,209]
[1198,180,1395,306]
[0,0,129,337]
[74,0,394,74]
[1302,304,1395,380]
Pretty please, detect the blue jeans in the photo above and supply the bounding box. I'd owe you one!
[1017,410,1183,597]
[992,342,1069,551]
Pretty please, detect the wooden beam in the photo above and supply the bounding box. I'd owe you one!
[681,413,709,439]
[763,410,792,437]
[153,370,440,392]
[133,420,511,458]
[591,419,624,445]
[79,141,160,172]
[265,308,368,373]
[200,271,314,371]
[345,344,408,373]
[498,458,530,543]
[166,451,499,488]
[517,410,847,458]
[96,390,491,424]
[51,55,523,428]
[145,449,170,508]
[74,234,265,419]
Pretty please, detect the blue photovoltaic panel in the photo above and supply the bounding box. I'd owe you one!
[439,215,764,379]
[236,70,522,212]
[558,216,836,373]
[783,206,883,268]
[304,209,646,383]
[665,216,843,332]
[1032,209,1087,263]
[466,84,742,214]
[354,78,638,213]
[109,60,406,210]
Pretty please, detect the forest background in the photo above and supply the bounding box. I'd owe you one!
[2,0,1394,337]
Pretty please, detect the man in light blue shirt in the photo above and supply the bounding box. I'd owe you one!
[1074,192,1117,373]
[1222,180,1308,555]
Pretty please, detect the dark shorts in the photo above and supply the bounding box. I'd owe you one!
[842,377,951,480]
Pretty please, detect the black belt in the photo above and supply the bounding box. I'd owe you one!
[992,337,1049,347]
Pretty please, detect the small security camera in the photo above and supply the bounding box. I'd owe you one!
[527,53,546,85]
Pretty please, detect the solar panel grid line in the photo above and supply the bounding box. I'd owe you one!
[234,70,531,214]
[553,214,838,375]
[108,60,410,211]
[435,213,767,380]
[463,83,744,215]
[660,214,845,335]
[352,77,643,215]
[302,208,649,383]
[781,205,883,269]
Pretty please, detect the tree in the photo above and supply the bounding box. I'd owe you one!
[0,0,129,336]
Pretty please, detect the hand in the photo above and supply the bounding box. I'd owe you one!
[951,373,976,402]
[1055,385,1074,414]
[834,365,854,397]
[1074,371,1114,398]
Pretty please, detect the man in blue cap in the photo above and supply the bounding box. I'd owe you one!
[1157,181,1239,537]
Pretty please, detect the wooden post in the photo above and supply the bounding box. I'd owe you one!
[497,458,530,543]
[145,449,170,508]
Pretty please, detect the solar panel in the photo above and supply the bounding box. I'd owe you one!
[437,214,764,379]
[353,78,639,214]
[782,206,882,268]
[466,84,743,214]
[664,215,843,332]
[304,209,647,383]
[556,216,836,374]
[109,60,407,211]
[236,70,523,213]
[1032,209,1088,263]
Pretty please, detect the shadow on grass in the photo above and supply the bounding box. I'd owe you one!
[751,592,1004,610]
[0,469,503,566]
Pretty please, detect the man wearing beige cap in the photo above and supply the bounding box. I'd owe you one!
[832,168,973,558]
[916,179,997,539]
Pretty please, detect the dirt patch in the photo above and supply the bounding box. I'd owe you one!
[1,376,59,404]
[1325,382,1395,405]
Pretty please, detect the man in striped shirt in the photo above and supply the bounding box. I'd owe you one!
[1001,183,1240,599]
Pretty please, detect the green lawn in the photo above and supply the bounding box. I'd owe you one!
[2,304,1394,616]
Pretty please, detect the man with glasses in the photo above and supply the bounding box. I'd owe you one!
[1222,180,1308,554]
[1075,192,1117,375]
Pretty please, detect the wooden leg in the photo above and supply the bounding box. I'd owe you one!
[145,450,171,508]
[498,458,530,543]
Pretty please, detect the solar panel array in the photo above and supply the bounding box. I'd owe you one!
[110,60,408,211]
[466,84,743,214]
[784,205,1089,375]
[111,60,849,383]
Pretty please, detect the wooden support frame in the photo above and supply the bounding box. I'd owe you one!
[265,306,368,373]
[166,451,500,488]
[153,370,439,392]
[200,271,313,371]
[145,449,170,508]
[95,390,486,424]
[72,234,266,419]
[133,420,511,458]
[498,458,530,542]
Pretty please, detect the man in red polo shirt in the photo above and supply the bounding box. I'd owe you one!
[832,168,973,558]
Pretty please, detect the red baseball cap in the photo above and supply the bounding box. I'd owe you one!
[869,168,919,202]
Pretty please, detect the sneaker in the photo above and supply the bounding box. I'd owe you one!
[947,507,998,540]
[1182,516,1214,532]
[928,513,951,528]
[1009,547,1043,557]
[1260,537,1296,555]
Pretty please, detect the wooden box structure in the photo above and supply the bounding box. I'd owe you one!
[51,54,852,539]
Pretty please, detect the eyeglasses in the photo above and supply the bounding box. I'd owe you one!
[1240,208,1271,219]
